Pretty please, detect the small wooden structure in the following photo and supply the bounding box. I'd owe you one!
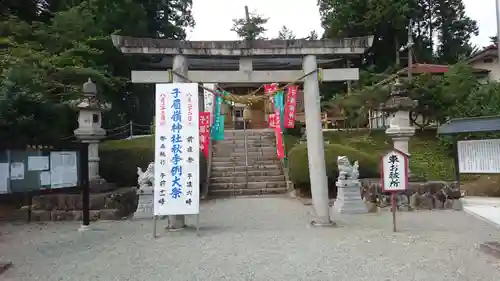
[437,115,500,189]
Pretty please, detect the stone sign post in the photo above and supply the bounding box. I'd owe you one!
[73,78,112,191]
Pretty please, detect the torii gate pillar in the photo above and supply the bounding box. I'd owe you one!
[302,55,332,226]
[167,54,189,230]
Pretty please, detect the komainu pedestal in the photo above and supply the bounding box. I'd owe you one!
[133,163,154,219]
[333,156,368,214]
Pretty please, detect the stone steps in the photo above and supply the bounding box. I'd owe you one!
[211,164,281,172]
[208,187,287,197]
[213,140,275,148]
[212,154,278,162]
[223,129,275,136]
[208,129,286,197]
[211,181,287,189]
[212,147,277,155]
[211,159,280,166]
[219,134,275,140]
[211,175,285,184]
[211,169,284,177]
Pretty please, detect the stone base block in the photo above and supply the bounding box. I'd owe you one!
[334,182,367,214]
[133,187,153,219]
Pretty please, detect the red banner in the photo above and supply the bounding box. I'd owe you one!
[264,83,278,108]
[284,85,298,128]
[274,112,285,159]
[268,113,276,128]
[199,112,211,158]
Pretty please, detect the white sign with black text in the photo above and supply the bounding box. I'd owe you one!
[458,139,500,174]
[381,149,409,192]
[203,83,216,126]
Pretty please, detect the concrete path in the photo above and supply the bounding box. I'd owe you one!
[1,196,500,281]
[463,196,500,228]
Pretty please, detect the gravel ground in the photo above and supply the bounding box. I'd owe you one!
[1,196,500,281]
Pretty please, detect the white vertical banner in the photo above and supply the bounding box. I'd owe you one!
[154,83,200,216]
[203,83,216,125]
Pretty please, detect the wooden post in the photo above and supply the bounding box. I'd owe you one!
[391,192,397,232]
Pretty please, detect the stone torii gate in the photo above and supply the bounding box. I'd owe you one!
[111,35,374,229]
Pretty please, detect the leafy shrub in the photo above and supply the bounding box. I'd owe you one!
[288,143,379,196]
[284,122,305,137]
[100,137,207,191]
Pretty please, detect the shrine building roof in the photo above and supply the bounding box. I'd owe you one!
[437,115,500,135]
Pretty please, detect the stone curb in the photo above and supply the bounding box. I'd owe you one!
[463,206,500,229]
[479,242,500,259]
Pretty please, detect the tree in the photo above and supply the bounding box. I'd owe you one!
[319,0,412,70]
[319,0,479,68]
[277,25,295,40]
[490,35,498,45]
[305,30,319,40]
[231,10,268,40]
[0,0,196,142]
[434,0,478,63]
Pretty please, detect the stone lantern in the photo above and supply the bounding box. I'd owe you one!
[380,79,418,175]
[73,78,112,191]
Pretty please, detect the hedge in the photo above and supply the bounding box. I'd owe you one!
[288,143,379,196]
[100,137,207,191]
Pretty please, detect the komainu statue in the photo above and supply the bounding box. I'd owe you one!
[337,156,359,180]
[137,162,154,188]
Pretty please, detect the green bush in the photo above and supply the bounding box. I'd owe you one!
[100,137,207,192]
[284,122,305,138]
[288,143,379,196]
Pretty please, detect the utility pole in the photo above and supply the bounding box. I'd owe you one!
[244,6,251,40]
[407,19,414,81]
[496,0,500,63]
[346,60,352,95]
[245,5,250,23]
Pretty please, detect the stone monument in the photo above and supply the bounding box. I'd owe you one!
[73,78,114,192]
[134,162,154,219]
[333,156,368,214]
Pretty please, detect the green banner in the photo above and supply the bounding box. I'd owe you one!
[211,92,224,140]
[222,91,232,105]
[274,91,285,131]
[211,115,225,140]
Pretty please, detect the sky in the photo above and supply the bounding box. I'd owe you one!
[187,0,497,48]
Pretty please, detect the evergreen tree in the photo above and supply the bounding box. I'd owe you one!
[277,25,296,40]
[434,0,478,63]
[231,10,268,40]
[306,30,319,40]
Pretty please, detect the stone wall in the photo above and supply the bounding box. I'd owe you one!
[0,187,137,222]
[360,179,463,211]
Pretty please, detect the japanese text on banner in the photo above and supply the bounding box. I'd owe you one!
[268,113,276,129]
[199,112,210,158]
[264,83,278,108]
[202,83,216,125]
[274,111,285,159]
[284,85,298,128]
[154,83,200,216]
[211,91,224,140]
[274,91,285,130]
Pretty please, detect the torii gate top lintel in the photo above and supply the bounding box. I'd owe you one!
[111,35,374,57]
[111,35,374,84]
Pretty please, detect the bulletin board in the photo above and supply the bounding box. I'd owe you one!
[0,149,80,194]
